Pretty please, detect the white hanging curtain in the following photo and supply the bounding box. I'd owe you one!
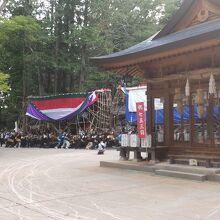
[185,78,190,97]
[209,74,216,95]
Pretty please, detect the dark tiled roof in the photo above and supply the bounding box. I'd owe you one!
[91,18,220,62]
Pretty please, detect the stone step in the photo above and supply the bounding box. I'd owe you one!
[155,169,207,181]
[155,163,220,175]
[211,174,220,182]
[100,161,155,172]
[172,158,210,168]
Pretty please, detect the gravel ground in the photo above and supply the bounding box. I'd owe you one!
[0,148,219,220]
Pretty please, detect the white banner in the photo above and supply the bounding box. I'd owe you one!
[128,86,163,112]
[128,88,147,112]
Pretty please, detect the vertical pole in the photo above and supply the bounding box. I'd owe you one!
[164,83,173,147]
[218,105,220,142]
[147,84,156,161]
[208,94,215,146]
[147,84,154,143]
[189,93,194,146]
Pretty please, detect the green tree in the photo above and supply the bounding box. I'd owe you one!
[0,72,9,128]
[159,0,182,25]
[0,72,9,92]
[0,16,43,126]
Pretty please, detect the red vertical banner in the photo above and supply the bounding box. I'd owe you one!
[136,102,147,139]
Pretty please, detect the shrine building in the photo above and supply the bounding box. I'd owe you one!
[91,0,220,167]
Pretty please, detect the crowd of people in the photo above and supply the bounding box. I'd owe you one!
[0,128,119,151]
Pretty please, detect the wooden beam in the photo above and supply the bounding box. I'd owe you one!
[115,68,127,75]
[146,68,220,83]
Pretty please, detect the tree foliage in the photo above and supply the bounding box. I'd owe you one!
[0,0,181,128]
[0,72,9,92]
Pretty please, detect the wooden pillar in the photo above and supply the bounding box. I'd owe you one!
[147,84,154,145]
[218,105,220,142]
[134,148,142,161]
[189,94,194,146]
[208,94,215,146]
[147,83,156,161]
[164,85,173,147]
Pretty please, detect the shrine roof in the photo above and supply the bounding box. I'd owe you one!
[91,18,220,65]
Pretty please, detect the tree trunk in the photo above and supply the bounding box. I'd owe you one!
[0,0,8,13]
[22,40,27,131]
[38,72,45,95]
[50,0,54,35]
[54,0,62,94]
[79,0,89,91]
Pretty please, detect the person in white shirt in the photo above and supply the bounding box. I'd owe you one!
[97,140,106,155]
[61,133,70,149]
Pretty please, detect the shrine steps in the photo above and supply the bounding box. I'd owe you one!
[155,169,207,181]
[100,161,155,173]
[100,161,220,182]
[169,157,220,168]
[211,174,220,181]
[154,163,220,175]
